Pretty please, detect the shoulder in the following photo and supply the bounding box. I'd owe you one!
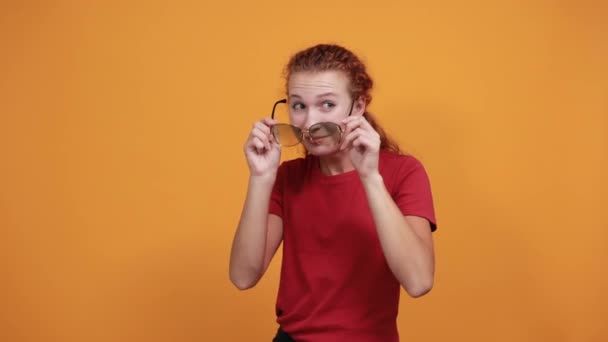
[379,150,433,193]
[379,150,427,176]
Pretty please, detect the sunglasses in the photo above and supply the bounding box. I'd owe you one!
[270,99,354,147]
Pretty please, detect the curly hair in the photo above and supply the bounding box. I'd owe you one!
[284,44,401,153]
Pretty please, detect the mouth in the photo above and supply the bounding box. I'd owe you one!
[306,136,340,148]
[305,136,322,145]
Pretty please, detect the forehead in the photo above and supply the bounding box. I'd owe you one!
[288,70,350,97]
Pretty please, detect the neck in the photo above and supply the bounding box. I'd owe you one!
[317,150,355,176]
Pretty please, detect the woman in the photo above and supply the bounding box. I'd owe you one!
[229,44,437,342]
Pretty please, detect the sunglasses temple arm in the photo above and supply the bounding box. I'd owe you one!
[271,99,287,119]
[347,99,355,117]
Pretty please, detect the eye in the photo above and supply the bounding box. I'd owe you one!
[321,101,335,109]
[292,102,305,111]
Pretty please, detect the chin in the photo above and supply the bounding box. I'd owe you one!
[303,143,340,157]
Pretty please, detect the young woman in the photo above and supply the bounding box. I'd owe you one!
[229,44,437,342]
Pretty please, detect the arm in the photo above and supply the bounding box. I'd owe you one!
[229,176,283,290]
[340,113,436,298]
[229,118,284,290]
[361,173,435,297]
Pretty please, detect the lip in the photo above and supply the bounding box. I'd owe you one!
[308,138,322,145]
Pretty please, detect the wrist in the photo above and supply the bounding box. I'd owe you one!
[249,172,277,186]
[360,171,383,187]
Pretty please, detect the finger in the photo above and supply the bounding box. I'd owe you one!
[262,118,278,127]
[256,120,280,149]
[254,121,272,135]
[252,127,271,151]
[353,134,380,152]
[352,136,364,150]
[341,116,368,139]
[340,128,364,150]
[252,137,265,153]
[268,130,279,146]
[343,116,371,128]
[358,116,373,130]
[341,115,365,126]
[353,135,370,149]
[341,116,359,123]
[344,117,379,146]
[340,120,358,143]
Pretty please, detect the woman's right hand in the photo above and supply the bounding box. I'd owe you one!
[244,118,281,178]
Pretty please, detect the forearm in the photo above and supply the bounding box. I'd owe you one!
[229,175,275,286]
[360,173,434,297]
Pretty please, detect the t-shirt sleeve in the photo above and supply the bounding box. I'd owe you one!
[393,157,437,232]
[269,162,286,218]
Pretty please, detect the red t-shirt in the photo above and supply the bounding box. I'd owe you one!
[269,150,437,342]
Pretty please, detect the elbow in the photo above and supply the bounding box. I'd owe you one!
[229,267,261,291]
[231,277,256,291]
[407,283,433,298]
[403,277,434,298]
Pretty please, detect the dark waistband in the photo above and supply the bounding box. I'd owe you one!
[272,328,295,342]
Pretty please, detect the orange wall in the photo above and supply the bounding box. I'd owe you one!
[1,1,607,341]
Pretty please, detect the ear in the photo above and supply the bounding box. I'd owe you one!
[353,96,367,117]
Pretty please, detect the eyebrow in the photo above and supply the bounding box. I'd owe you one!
[289,92,338,99]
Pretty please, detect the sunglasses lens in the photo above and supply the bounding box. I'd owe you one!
[309,122,340,139]
[307,123,342,147]
[271,124,302,146]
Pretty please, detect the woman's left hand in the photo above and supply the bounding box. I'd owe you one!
[340,115,381,179]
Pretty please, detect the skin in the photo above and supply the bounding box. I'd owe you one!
[229,70,435,297]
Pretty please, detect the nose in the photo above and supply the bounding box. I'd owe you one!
[299,115,319,142]
[302,109,321,131]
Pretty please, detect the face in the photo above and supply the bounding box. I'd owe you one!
[287,70,362,155]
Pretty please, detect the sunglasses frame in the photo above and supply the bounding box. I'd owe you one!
[270,98,355,147]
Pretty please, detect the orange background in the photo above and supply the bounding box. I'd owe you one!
[1,1,607,341]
